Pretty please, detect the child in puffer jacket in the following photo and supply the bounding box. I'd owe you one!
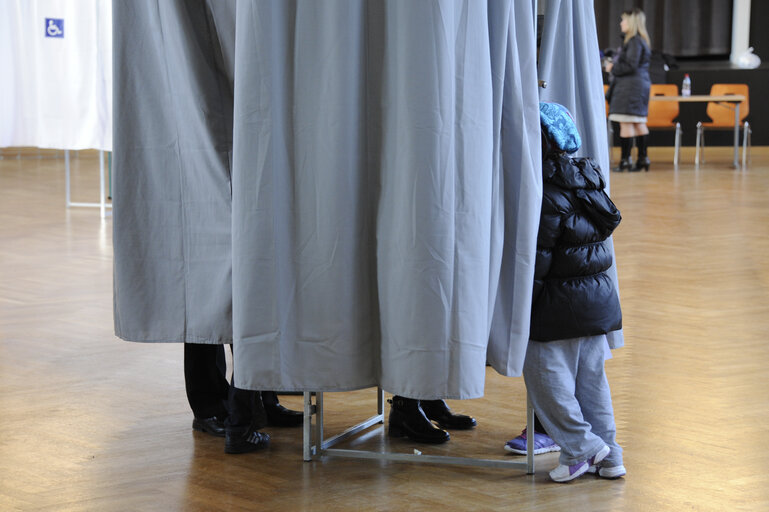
[509,102,625,483]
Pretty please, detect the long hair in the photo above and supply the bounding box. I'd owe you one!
[622,8,650,46]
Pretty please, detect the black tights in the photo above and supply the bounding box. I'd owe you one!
[635,134,648,159]
[619,135,648,161]
[619,136,633,161]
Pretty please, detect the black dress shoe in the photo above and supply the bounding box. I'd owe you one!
[388,396,450,444]
[265,402,304,427]
[192,416,226,437]
[612,158,633,173]
[420,399,477,430]
[225,427,271,454]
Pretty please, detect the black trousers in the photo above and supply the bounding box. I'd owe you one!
[183,343,263,430]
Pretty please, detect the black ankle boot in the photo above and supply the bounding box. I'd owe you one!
[419,399,477,430]
[633,156,651,171]
[612,158,633,172]
[388,396,450,444]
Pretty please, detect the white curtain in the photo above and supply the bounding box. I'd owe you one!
[0,0,112,150]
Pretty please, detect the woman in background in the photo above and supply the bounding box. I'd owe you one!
[606,8,652,172]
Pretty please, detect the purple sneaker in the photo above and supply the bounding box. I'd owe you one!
[549,445,610,483]
[504,428,561,455]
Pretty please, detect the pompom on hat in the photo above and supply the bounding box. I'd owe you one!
[539,102,581,154]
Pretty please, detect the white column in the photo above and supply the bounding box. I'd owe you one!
[730,0,751,64]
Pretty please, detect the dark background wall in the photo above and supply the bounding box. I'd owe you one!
[596,0,768,146]
[595,0,733,57]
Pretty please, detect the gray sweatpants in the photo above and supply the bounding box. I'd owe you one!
[523,335,623,467]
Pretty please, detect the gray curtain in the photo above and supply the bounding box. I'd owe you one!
[112,0,236,344]
[230,0,542,398]
[538,0,624,350]
[113,0,542,399]
[594,0,733,57]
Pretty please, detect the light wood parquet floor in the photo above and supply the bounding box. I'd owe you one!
[1,146,769,511]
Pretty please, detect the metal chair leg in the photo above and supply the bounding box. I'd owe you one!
[674,122,681,166]
[742,121,751,168]
[695,122,704,165]
[748,124,752,163]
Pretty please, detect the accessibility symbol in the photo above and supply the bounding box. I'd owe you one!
[45,18,64,38]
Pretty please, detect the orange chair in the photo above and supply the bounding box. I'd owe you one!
[647,84,682,165]
[695,84,750,165]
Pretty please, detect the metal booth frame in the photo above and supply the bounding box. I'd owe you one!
[299,0,543,475]
[301,388,536,474]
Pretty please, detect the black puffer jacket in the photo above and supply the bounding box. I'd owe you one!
[530,155,622,342]
[608,35,651,117]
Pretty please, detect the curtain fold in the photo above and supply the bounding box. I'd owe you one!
[485,0,543,378]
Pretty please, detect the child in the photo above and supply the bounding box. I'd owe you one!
[518,102,625,482]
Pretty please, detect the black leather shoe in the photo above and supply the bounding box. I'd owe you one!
[420,399,477,430]
[632,156,650,172]
[225,428,271,454]
[388,396,450,444]
[265,402,304,427]
[260,391,303,427]
[612,158,633,173]
[192,416,226,437]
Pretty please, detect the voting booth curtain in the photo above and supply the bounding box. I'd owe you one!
[112,0,620,399]
[0,0,112,150]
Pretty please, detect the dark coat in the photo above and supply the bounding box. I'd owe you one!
[530,155,622,342]
[608,35,651,117]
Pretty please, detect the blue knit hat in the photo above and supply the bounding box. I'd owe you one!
[539,102,581,154]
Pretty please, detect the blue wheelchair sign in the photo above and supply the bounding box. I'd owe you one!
[45,18,64,38]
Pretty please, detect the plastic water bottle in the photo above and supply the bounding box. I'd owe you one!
[682,74,691,97]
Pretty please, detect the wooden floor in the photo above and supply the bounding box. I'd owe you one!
[2,146,769,511]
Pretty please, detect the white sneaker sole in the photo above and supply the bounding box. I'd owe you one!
[588,464,626,479]
[503,444,561,455]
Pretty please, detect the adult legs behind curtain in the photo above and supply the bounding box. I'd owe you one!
[185,343,478,447]
[111,0,306,454]
[185,343,303,453]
